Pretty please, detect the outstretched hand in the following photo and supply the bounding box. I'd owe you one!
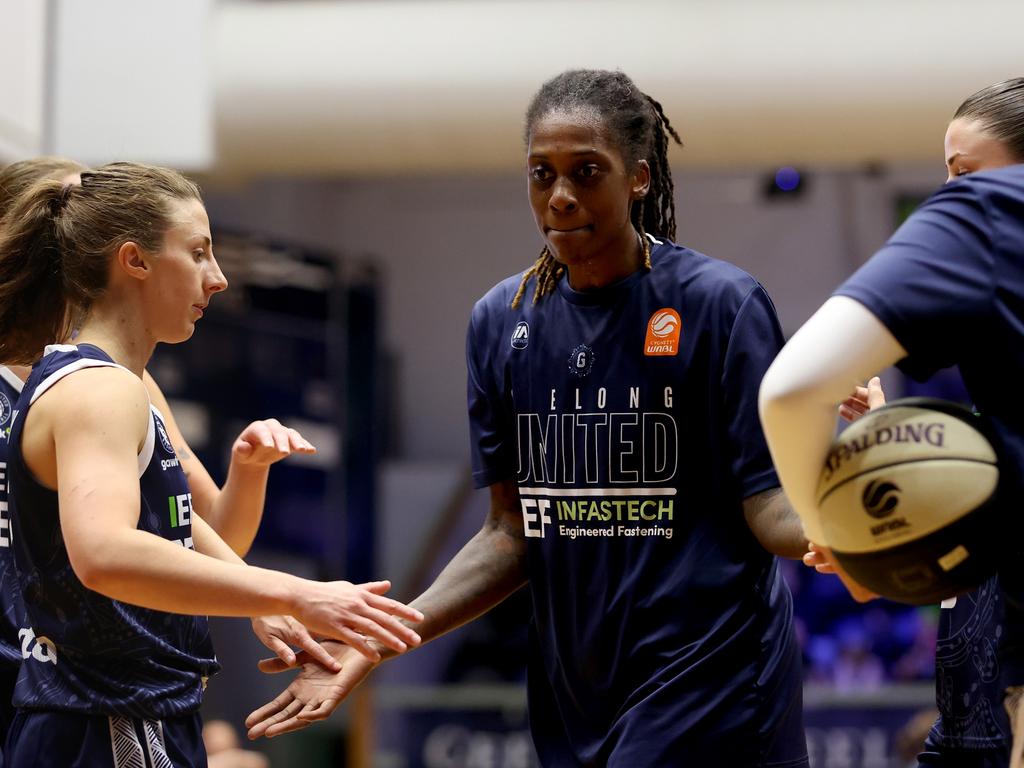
[232,419,316,467]
[838,376,885,422]
[250,615,342,671]
[292,579,423,661]
[246,642,376,740]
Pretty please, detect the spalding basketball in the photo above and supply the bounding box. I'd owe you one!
[816,398,1003,605]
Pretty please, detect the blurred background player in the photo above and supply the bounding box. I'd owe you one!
[759,78,1024,768]
[247,68,811,767]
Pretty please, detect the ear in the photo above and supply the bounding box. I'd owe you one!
[116,241,151,282]
[631,160,651,200]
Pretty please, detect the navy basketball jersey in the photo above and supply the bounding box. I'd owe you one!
[0,367,24,671]
[928,578,1011,751]
[7,344,218,718]
[468,237,806,766]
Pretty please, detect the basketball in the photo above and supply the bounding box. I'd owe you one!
[816,398,1003,605]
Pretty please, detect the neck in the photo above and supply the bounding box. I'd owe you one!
[73,301,154,377]
[565,229,646,291]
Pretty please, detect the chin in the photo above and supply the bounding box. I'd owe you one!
[164,325,197,345]
[546,243,587,267]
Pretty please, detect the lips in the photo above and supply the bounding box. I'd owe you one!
[546,225,592,235]
[192,304,206,318]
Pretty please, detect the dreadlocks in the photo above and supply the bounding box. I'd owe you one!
[512,70,683,309]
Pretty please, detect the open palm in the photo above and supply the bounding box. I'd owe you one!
[246,641,376,739]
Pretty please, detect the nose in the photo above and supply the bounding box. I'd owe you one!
[206,254,229,295]
[548,176,578,213]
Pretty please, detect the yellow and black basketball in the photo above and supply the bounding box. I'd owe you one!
[816,398,1003,605]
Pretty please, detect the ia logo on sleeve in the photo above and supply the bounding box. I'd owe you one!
[511,321,530,350]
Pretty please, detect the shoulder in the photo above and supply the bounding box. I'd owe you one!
[473,271,529,315]
[650,236,771,311]
[39,365,150,436]
[469,270,534,335]
[915,165,1024,230]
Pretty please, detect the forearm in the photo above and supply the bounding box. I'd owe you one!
[758,383,842,544]
[743,488,808,559]
[380,525,528,660]
[192,512,246,565]
[204,462,269,557]
[76,528,302,617]
[759,297,906,543]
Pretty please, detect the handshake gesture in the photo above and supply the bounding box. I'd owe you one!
[246,580,420,740]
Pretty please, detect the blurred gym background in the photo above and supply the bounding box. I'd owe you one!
[3,1,1022,765]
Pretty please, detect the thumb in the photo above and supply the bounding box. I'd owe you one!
[257,657,296,674]
[358,580,392,595]
[867,376,886,410]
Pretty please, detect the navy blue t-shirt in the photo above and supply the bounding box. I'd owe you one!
[837,164,1024,475]
[0,367,24,672]
[8,344,218,718]
[837,164,1024,748]
[467,237,806,766]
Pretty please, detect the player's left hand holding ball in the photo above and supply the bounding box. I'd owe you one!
[232,418,316,467]
[804,544,879,602]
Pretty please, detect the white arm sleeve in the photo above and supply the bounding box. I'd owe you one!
[758,296,908,543]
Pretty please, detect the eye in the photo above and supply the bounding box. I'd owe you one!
[530,166,553,183]
[193,249,206,262]
[577,164,601,179]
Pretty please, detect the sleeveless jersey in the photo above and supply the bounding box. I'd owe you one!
[8,344,218,718]
[0,366,24,670]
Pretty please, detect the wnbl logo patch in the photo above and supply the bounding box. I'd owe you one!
[645,309,681,356]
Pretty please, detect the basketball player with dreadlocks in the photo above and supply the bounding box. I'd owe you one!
[247,69,810,767]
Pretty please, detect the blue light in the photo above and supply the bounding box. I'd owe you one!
[775,166,801,192]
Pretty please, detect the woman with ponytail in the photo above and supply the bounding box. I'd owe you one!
[0,162,422,767]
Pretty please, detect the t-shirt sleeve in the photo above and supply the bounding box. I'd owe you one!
[835,180,995,380]
[721,284,784,498]
[466,301,515,488]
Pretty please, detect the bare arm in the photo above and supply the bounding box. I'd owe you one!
[742,487,807,559]
[246,478,530,738]
[143,372,314,558]
[387,477,528,654]
[39,367,421,654]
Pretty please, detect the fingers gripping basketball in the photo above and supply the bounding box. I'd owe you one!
[817,398,1004,605]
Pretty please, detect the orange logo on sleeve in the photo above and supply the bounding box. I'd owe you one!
[644,308,681,356]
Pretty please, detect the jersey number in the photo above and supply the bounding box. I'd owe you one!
[19,627,57,665]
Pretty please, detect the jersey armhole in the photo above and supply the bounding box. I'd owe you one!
[30,358,155,478]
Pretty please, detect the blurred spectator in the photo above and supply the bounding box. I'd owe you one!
[204,720,269,768]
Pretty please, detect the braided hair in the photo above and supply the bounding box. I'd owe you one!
[512,70,683,309]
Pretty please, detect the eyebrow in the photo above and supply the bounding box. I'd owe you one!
[191,235,212,247]
[528,149,602,160]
